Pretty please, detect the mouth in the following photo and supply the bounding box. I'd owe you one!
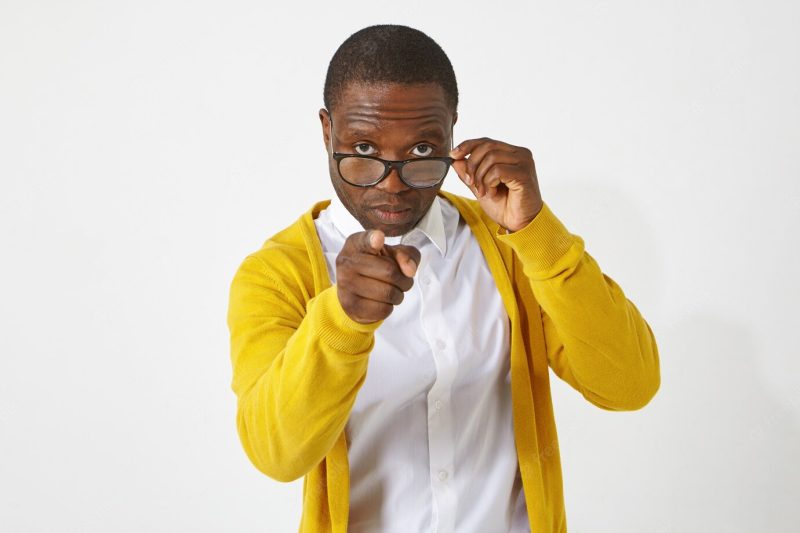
[370,205,413,224]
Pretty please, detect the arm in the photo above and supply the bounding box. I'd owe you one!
[447,137,659,410]
[227,254,380,482]
[497,202,661,411]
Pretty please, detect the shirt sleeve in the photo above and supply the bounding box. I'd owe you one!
[227,254,381,481]
[496,202,661,411]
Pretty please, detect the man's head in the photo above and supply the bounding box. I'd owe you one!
[319,25,459,236]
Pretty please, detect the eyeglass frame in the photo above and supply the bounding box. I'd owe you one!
[327,115,454,189]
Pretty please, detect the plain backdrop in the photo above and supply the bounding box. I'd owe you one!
[1,1,798,532]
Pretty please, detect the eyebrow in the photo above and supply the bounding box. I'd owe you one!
[415,127,447,141]
[341,126,447,142]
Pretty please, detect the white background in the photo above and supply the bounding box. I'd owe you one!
[1,1,798,531]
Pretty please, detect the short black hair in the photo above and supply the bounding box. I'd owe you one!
[323,24,458,113]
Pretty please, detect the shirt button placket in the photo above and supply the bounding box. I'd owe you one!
[421,265,456,532]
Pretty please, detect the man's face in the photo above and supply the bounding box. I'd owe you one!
[320,82,456,237]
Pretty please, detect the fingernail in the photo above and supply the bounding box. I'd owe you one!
[465,173,472,185]
[369,230,381,250]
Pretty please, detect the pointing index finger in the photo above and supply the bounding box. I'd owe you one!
[357,229,387,256]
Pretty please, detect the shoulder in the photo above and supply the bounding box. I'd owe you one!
[233,199,331,297]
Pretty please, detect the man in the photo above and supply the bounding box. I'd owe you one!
[227,24,660,533]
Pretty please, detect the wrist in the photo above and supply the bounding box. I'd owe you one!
[505,201,544,233]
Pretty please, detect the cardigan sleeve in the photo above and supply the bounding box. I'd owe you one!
[496,202,661,411]
[227,254,381,482]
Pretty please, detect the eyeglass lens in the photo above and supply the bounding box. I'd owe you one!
[338,157,448,187]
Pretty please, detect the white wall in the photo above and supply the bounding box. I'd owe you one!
[1,1,798,531]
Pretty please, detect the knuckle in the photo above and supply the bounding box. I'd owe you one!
[379,260,395,279]
[379,283,392,303]
[346,231,368,251]
[402,276,414,292]
[337,243,359,262]
[337,287,353,307]
[378,303,394,319]
[344,233,359,247]
[335,264,349,284]
[363,300,387,321]
[392,288,404,305]
[390,269,406,287]
[481,151,499,171]
[383,283,397,303]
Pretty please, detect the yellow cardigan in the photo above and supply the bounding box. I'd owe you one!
[227,190,660,533]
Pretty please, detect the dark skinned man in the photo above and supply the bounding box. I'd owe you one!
[228,24,660,533]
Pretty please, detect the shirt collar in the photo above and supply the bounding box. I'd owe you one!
[328,194,448,257]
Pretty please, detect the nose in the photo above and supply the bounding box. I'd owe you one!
[375,165,409,194]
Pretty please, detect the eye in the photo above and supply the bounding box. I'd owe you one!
[412,144,435,157]
[354,143,376,155]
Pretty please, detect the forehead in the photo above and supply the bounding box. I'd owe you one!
[333,82,452,135]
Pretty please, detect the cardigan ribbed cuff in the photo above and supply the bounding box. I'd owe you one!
[311,286,383,355]
[495,201,580,277]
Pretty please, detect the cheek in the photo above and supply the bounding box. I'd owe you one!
[327,156,339,179]
[334,181,367,213]
[347,189,369,208]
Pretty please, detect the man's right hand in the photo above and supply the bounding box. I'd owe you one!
[335,229,420,324]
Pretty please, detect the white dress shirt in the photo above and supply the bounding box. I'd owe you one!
[313,194,531,533]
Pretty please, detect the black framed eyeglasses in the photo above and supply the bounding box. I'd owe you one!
[327,114,454,189]
[332,152,454,189]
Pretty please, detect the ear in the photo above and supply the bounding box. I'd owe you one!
[319,108,331,152]
[450,112,458,149]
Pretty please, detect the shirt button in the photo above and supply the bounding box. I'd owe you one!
[438,470,448,481]
[434,400,443,410]
[435,339,446,351]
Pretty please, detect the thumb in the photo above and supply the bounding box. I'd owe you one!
[385,244,420,278]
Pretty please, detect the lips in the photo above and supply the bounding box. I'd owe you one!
[370,204,411,212]
[370,205,413,224]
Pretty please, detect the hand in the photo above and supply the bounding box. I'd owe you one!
[449,137,544,232]
[336,229,421,324]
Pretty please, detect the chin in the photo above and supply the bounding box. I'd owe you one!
[360,220,412,237]
[380,225,411,237]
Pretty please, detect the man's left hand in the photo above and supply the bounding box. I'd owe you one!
[449,137,544,232]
